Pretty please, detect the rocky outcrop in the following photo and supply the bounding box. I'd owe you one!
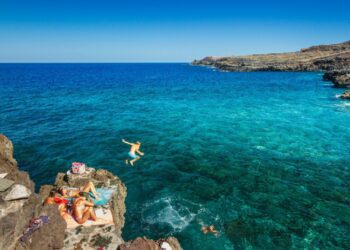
[44,168,127,249]
[323,70,350,88]
[193,41,350,88]
[0,134,182,250]
[0,134,66,250]
[117,237,182,250]
[339,90,350,99]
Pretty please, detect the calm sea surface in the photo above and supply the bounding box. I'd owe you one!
[0,63,349,249]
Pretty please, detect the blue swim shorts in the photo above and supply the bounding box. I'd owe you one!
[128,152,137,159]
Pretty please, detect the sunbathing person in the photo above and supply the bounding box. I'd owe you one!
[201,225,219,237]
[72,196,96,224]
[58,181,100,200]
[44,190,70,217]
[122,139,144,166]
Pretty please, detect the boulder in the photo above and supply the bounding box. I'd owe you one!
[0,134,35,191]
[4,184,31,201]
[323,70,350,88]
[18,204,67,250]
[0,134,15,163]
[0,194,42,250]
[339,90,350,99]
[0,178,14,192]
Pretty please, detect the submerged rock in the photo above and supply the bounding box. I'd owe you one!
[339,90,350,99]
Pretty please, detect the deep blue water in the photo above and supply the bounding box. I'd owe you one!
[0,63,349,249]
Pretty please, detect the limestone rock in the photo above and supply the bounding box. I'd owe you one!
[18,204,67,250]
[192,41,350,88]
[0,178,14,192]
[0,194,42,250]
[0,134,15,163]
[339,90,350,99]
[0,134,66,250]
[4,184,32,201]
[323,70,350,88]
[0,134,35,191]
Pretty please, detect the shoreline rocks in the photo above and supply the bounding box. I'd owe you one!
[0,134,182,250]
[339,90,350,99]
[193,41,350,89]
[323,70,350,88]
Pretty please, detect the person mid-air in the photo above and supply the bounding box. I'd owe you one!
[122,139,144,166]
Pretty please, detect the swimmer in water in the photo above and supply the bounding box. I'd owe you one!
[122,139,144,166]
[201,225,219,237]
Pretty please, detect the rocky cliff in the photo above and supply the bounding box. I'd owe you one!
[0,134,182,250]
[193,41,350,89]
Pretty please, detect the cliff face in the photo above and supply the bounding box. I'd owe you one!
[0,134,182,250]
[193,41,350,88]
[0,134,66,250]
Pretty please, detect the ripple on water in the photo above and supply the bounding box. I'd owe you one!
[1,64,350,249]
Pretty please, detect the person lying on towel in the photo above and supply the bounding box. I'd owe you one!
[58,181,100,200]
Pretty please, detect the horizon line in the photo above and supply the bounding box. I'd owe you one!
[0,61,190,64]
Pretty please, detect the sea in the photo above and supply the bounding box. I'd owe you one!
[0,63,349,249]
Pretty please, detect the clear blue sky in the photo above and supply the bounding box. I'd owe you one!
[0,0,349,62]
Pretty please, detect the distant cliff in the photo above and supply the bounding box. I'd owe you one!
[193,41,350,89]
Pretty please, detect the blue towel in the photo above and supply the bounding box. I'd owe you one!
[89,188,114,206]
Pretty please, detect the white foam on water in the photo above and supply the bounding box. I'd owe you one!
[335,102,350,107]
[142,197,198,233]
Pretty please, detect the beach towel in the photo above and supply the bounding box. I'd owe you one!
[89,188,114,206]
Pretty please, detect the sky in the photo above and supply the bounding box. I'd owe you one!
[0,0,349,62]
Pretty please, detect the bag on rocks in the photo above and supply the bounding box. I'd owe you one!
[71,162,86,174]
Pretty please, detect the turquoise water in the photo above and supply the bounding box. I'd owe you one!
[0,64,349,249]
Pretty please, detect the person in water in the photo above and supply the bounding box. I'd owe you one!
[72,196,96,224]
[58,181,100,200]
[122,139,144,166]
[201,225,219,237]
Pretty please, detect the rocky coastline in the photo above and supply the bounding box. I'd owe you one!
[0,134,182,250]
[193,41,350,96]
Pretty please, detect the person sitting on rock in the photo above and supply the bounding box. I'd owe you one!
[58,181,100,200]
[122,139,144,166]
[201,225,219,237]
[72,195,96,224]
